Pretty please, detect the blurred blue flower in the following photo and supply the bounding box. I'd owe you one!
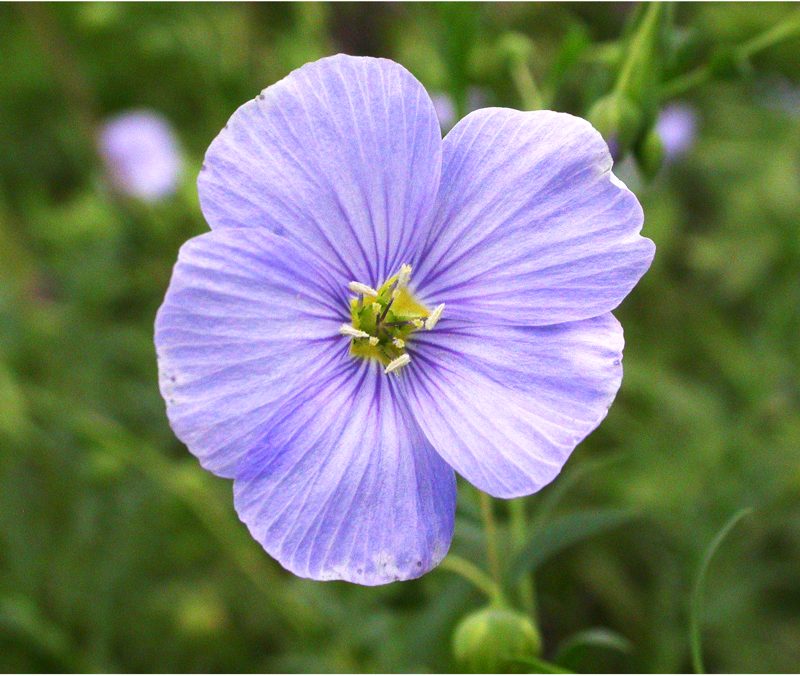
[99,110,182,201]
[656,103,698,161]
[155,55,654,585]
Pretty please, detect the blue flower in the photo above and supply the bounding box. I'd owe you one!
[155,55,654,585]
[656,103,698,161]
[99,110,182,201]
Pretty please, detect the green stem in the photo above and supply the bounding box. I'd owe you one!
[509,57,544,110]
[509,500,537,617]
[479,491,503,592]
[614,1,665,98]
[690,508,753,674]
[739,10,800,59]
[661,10,800,100]
[439,555,504,605]
[659,65,712,100]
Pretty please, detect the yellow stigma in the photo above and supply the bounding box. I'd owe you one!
[341,264,443,370]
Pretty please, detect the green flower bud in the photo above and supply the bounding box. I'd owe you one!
[452,606,542,673]
[587,94,643,157]
[636,127,665,180]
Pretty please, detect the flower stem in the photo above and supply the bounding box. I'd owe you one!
[509,57,544,110]
[479,491,503,593]
[690,508,753,674]
[439,555,504,605]
[613,1,665,98]
[660,10,800,100]
[509,499,537,618]
[659,65,712,100]
[738,10,800,59]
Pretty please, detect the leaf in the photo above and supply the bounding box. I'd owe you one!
[511,509,637,583]
[689,507,753,674]
[510,655,573,674]
[554,627,633,665]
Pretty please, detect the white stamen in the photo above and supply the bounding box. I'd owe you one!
[368,336,379,346]
[384,353,411,375]
[425,303,445,330]
[412,318,424,329]
[348,281,379,297]
[396,264,412,287]
[392,338,405,349]
[339,324,370,339]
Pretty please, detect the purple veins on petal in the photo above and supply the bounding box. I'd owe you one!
[156,53,656,586]
[401,314,625,498]
[197,54,443,285]
[155,227,346,478]
[413,108,655,327]
[232,361,456,585]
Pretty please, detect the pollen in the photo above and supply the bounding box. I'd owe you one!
[425,303,445,330]
[384,354,411,375]
[396,264,412,288]
[339,264,443,371]
[339,324,370,339]
[348,281,379,297]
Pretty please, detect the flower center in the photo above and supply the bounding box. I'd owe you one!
[339,264,444,374]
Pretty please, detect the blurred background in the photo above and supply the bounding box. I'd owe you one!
[1,2,799,673]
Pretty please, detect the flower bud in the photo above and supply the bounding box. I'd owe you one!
[636,127,665,180]
[587,94,643,158]
[452,606,542,673]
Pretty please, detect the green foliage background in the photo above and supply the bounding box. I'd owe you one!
[1,2,799,673]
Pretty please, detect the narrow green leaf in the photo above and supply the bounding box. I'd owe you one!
[555,627,634,665]
[689,507,753,674]
[511,509,637,583]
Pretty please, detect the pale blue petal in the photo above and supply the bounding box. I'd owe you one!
[402,314,624,498]
[414,108,654,326]
[198,54,442,286]
[233,361,456,585]
[155,227,346,478]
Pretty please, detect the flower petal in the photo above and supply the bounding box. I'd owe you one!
[233,361,456,585]
[402,314,624,498]
[155,227,346,478]
[414,109,654,326]
[198,54,442,286]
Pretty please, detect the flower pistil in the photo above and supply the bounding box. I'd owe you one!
[339,264,444,374]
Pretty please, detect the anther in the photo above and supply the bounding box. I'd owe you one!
[339,324,370,339]
[425,303,445,330]
[392,338,405,349]
[412,318,424,329]
[368,336,379,346]
[371,302,382,313]
[384,354,411,375]
[348,281,378,297]
[397,264,412,288]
